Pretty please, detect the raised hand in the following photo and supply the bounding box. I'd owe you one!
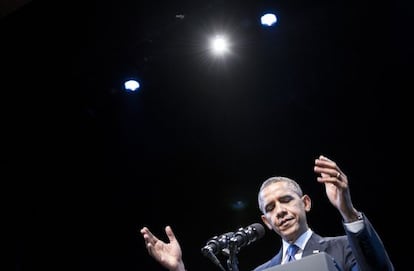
[140,226,186,271]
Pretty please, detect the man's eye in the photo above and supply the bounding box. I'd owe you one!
[280,196,293,203]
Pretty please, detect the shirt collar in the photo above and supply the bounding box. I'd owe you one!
[282,228,313,254]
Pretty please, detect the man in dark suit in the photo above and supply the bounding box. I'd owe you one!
[140,155,394,271]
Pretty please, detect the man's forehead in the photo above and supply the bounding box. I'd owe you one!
[262,181,291,196]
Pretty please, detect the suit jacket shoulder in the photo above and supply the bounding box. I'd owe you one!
[251,233,354,271]
[251,214,394,271]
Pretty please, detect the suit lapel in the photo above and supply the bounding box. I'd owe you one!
[269,249,283,266]
[302,233,329,257]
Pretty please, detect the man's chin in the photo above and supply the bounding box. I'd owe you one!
[279,222,297,239]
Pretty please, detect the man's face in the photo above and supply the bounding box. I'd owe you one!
[259,181,311,242]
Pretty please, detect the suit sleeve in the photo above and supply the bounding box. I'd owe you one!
[344,213,395,271]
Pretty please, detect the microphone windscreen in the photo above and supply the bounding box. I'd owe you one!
[251,223,265,239]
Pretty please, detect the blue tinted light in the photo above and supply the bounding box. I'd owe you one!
[261,13,277,26]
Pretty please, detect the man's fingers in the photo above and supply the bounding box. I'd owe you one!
[165,225,176,242]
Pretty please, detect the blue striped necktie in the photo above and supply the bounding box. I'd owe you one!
[286,244,299,262]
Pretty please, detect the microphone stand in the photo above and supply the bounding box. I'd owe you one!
[226,239,240,271]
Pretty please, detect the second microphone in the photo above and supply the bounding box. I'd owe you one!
[201,222,265,256]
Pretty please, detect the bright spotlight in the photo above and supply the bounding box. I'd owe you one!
[210,34,230,55]
[260,13,277,26]
[123,79,140,92]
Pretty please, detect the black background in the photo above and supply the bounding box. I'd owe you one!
[3,0,406,270]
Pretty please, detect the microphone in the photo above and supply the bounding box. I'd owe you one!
[201,223,265,256]
[201,223,265,267]
[201,232,234,256]
[201,232,233,271]
[229,223,265,252]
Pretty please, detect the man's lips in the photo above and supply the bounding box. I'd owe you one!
[279,217,294,227]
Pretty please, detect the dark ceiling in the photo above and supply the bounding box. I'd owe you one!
[4,1,405,271]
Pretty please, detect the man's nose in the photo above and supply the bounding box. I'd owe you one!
[275,203,287,218]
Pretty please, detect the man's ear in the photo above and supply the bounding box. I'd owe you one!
[302,194,312,212]
[261,214,272,230]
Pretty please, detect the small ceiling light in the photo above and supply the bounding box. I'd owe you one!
[124,79,140,92]
[260,13,277,26]
[210,34,230,55]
